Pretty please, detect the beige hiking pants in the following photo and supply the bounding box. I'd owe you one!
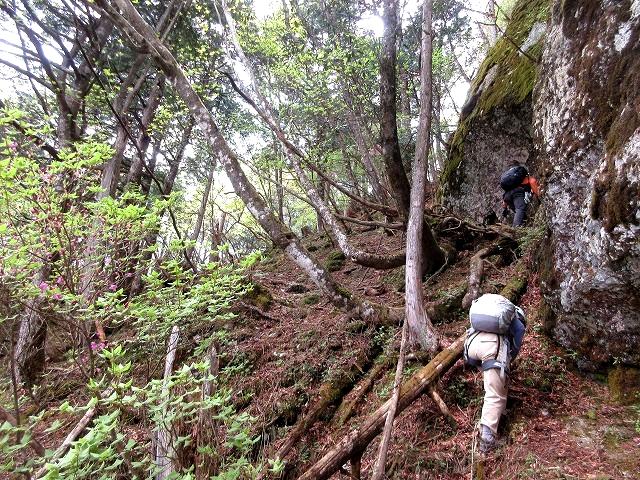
[467,331,508,434]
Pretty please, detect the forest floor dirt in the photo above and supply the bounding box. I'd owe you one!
[4,227,639,479]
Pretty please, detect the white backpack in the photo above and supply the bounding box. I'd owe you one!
[469,293,516,334]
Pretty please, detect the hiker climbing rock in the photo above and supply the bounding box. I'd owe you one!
[500,162,540,226]
[463,293,526,453]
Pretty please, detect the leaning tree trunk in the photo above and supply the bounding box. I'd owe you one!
[220,0,406,271]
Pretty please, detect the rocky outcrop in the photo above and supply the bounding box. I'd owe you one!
[439,0,549,221]
[442,0,640,368]
[534,0,640,367]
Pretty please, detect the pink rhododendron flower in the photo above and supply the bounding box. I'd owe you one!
[90,341,106,352]
[56,276,64,286]
[109,283,117,291]
[38,281,49,292]
[52,293,62,300]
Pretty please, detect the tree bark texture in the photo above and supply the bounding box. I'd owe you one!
[380,0,411,218]
[404,0,439,352]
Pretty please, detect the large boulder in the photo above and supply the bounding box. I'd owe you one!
[441,0,640,368]
[439,0,549,222]
[534,0,640,367]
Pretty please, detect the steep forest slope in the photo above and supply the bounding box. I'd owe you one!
[442,0,640,377]
[1,0,639,479]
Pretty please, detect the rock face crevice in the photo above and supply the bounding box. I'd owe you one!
[534,0,640,367]
[442,0,640,368]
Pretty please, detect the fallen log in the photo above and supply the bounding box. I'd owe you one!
[298,269,530,480]
[297,334,466,480]
[462,247,492,310]
[270,340,381,464]
[333,355,395,427]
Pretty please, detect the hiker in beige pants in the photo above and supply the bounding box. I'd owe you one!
[466,332,508,434]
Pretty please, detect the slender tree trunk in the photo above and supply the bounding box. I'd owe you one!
[125,75,166,187]
[405,0,439,353]
[220,0,406,270]
[343,97,387,203]
[186,160,216,263]
[130,121,194,295]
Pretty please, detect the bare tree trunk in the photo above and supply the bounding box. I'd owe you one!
[483,0,498,49]
[130,121,194,295]
[275,166,284,223]
[186,160,216,262]
[405,0,439,353]
[125,75,166,187]
[380,0,411,218]
[94,0,391,323]
[399,64,411,136]
[156,325,180,480]
[220,0,406,270]
[142,137,162,196]
[343,97,387,203]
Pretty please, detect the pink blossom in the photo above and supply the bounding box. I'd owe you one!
[90,341,106,352]
[108,283,117,292]
[38,281,49,292]
[56,276,65,286]
[52,293,62,300]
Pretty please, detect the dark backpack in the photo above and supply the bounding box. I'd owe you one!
[500,165,528,191]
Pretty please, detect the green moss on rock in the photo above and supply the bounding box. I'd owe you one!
[325,250,346,272]
[439,0,550,195]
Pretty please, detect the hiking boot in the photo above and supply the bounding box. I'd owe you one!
[479,424,496,453]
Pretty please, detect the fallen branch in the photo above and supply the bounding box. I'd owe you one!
[333,355,395,427]
[428,385,456,426]
[269,341,381,465]
[371,319,408,480]
[297,334,466,480]
[34,388,114,479]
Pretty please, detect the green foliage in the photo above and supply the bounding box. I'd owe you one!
[34,346,259,479]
